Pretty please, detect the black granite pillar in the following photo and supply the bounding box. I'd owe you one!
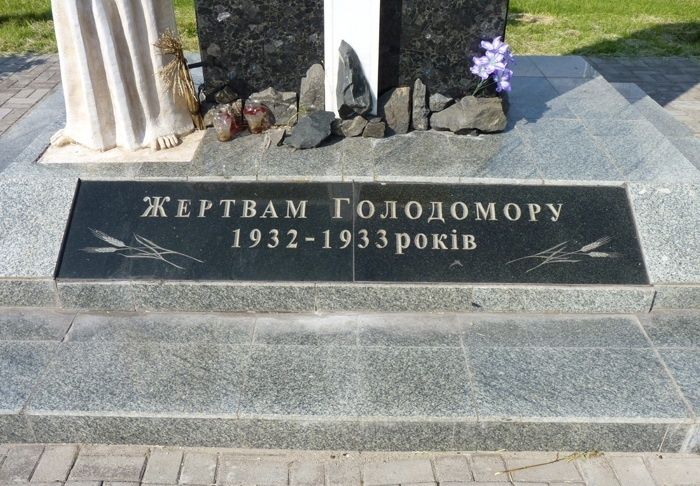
[379,0,510,96]
[194,0,324,97]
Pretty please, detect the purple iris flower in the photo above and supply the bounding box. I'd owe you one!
[481,36,509,55]
[470,35,514,95]
[494,68,513,92]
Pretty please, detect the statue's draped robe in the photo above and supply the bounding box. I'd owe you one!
[52,0,193,151]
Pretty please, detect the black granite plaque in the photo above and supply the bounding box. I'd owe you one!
[194,0,324,96]
[379,0,510,95]
[59,182,648,285]
[58,181,353,281]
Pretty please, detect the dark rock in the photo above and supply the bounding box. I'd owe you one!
[430,95,507,134]
[299,64,325,116]
[338,116,368,137]
[378,87,412,135]
[248,87,298,126]
[412,79,430,131]
[429,93,455,112]
[284,111,336,149]
[267,128,286,147]
[214,85,238,104]
[362,118,386,139]
[336,41,372,119]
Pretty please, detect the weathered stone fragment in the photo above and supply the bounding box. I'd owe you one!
[336,41,372,119]
[339,116,368,137]
[362,118,386,138]
[412,79,429,130]
[267,128,286,147]
[379,87,412,135]
[429,93,455,112]
[243,101,273,134]
[430,95,507,134]
[299,64,325,116]
[215,85,238,104]
[248,87,298,126]
[203,104,229,128]
[284,111,336,149]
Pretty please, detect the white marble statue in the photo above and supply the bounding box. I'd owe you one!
[51,0,194,151]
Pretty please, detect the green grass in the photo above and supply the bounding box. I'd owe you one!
[1,0,698,56]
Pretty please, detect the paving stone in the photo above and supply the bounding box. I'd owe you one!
[358,347,472,417]
[507,76,577,121]
[357,314,461,347]
[609,456,656,486]
[68,454,146,481]
[0,309,74,341]
[469,348,689,419]
[31,444,78,482]
[659,349,700,414]
[469,455,508,482]
[142,449,182,484]
[463,314,648,348]
[238,345,358,417]
[434,455,472,482]
[502,454,581,482]
[363,459,434,485]
[0,444,43,481]
[0,342,57,412]
[28,342,249,415]
[289,461,324,485]
[217,457,287,485]
[179,452,216,485]
[646,455,700,484]
[628,183,700,284]
[80,445,150,456]
[325,461,361,485]
[253,314,358,346]
[639,311,700,348]
[577,456,622,485]
[68,312,255,344]
[0,177,77,277]
[532,56,598,78]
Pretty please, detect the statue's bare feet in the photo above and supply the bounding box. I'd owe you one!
[150,134,181,151]
[50,129,74,147]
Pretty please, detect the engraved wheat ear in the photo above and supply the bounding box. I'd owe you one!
[578,236,612,253]
[89,228,126,248]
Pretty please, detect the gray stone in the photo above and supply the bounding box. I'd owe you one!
[299,63,325,116]
[0,279,56,308]
[628,183,700,284]
[267,127,286,147]
[0,177,77,278]
[0,414,34,443]
[412,79,429,130]
[57,282,136,311]
[28,342,249,415]
[362,118,386,138]
[284,111,335,149]
[463,315,649,348]
[471,286,654,313]
[259,141,343,178]
[359,420,456,452]
[238,345,358,417]
[132,282,316,313]
[469,348,689,419]
[431,96,507,133]
[336,41,372,119]
[238,417,360,450]
[358,314,461,347]
[254,314,358,346]
[548,76,641,120]
[659,350,700,414]
[0,309,73,341]
[429,93,455,112]
[0,444,44,481]
[654,286,700,310]
[315,283,472,312]
[68,312,255,344]
[379,86,412,135]
[639,311,700,348]
[339,116,368,137]
[357,347,473,417]
[0,342,57,412]
[249,87,298,126]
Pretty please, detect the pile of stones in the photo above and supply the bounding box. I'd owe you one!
[201,43,507,150]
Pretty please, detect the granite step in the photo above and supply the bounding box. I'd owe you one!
[1,308,698,452]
